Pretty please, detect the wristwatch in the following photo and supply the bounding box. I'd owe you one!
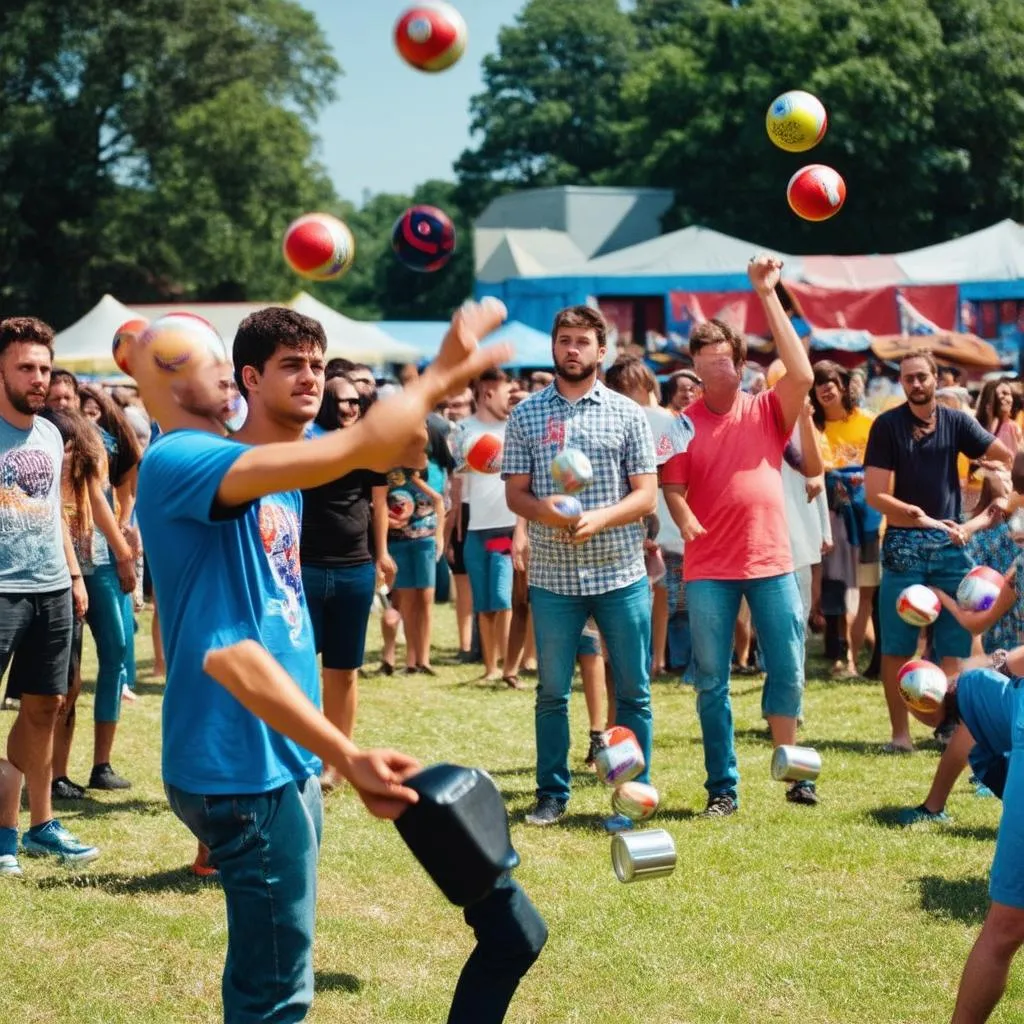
[990,649,1009,674]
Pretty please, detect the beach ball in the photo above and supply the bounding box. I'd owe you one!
[957,566,1004,613]
[112,318,150,374]
[897,659,948,714]
[766,90,828,153]
[391,205,456,272]
[896,584,941,628]
[282,213,355,280]
[611,781,659,823]
[787,164,847,222]
[464,432,503,474]
[553,495,582,520]
[138,312,228,373]
[550,448,593,495]
[394,2,467,72]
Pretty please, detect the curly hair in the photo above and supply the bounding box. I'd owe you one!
[233,307,327,397]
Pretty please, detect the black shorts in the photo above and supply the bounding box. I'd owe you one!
[447,504,471,575]
[0,590,73,698]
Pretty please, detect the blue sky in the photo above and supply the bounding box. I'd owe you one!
[300,1,526,205]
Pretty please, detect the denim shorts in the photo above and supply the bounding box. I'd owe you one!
[879,529,973,660]
[464,529,514,613]
[392,536,437,590]
[302,561,376,670]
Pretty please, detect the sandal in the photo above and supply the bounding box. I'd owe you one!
[503,674,525,690]
[881,741,914,755]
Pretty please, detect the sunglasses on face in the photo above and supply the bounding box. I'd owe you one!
[337,398,360,407]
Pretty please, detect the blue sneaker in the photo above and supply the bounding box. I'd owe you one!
[22,820,100,865]
[0,853,23,878]
[896,804,950,827]
[603,813,635,834]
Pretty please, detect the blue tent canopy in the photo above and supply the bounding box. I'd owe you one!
[376,320,553,368]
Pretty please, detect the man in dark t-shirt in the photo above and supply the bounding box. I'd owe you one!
[865,349,1011,752]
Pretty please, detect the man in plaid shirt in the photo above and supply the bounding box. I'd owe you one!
[503,306,657,829]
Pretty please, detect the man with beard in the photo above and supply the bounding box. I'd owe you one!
[503,306,657,830]
[865,349,1011,752]
[0,317,98,874]
[661,255,816,816]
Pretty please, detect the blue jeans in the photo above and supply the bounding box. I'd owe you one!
[166,776,323,1023]
[687,574,805,799]
[301,561,376,670]
[463,530,514,613]
[84,564,134,723]
[530,579,652,803]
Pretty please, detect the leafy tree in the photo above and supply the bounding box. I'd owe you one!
[454,0,635,217]
[0,0,340,327]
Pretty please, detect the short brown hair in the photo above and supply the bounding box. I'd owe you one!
[1012,451,1024,496]
[0,316,55,357]
[899,348,938,377]
[689,318,746,367]
[605,356,657,397]
[551,306,607,348]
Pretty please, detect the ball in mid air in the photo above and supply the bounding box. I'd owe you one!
[282,213,356,281]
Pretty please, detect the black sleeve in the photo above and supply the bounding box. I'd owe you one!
[863,412,896,471]
[956,409,996,460]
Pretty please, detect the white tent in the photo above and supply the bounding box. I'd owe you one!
[53,294,141,371]
[288,293,420,364]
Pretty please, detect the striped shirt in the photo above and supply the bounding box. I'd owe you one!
[502,380,656,596]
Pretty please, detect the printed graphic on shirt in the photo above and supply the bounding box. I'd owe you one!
[0,446,55,533]
[258,501,304,644]
[542,416,565,448]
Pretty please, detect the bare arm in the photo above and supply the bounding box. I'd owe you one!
[505,474,580,529]
[932,570,1017,636]
[115,464,137,528]
[203,640,421,819]
[216,300,512,508]
[749,255,813,435]
[983,437,1013,470]
[865,466,925,527]
[797,406,824,478]
[88,476,136,593]
[371,485,395,588]
[61,517,88,620]
[445,474,464,546]
[663,484,707,543]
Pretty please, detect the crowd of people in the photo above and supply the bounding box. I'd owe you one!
[0,253,1022,1022]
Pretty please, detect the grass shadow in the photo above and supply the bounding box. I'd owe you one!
[918,875,989,924]
[52,797,169,818]
[946,824,999,843]
[37,866,216,895]
[314,971,362,994]
[867,806,911,828]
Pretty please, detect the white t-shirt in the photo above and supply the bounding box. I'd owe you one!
[459,417,517,531]
[782,426,830,570]
[646,406,693,555]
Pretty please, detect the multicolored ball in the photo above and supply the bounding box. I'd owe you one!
[897,659,948,714]
[766,90,828,153]
[282,212,356,281]
[787,164,847,222]
[594,725,645,787]
[896,584,941,628]
[111,318,150,375]
[550,448,594,495]
[464,432,503,474]
[138,312,228,373]
[553,495,582,520]
[957,566,1004,612]
[611,781,659,823]
[394,2,467,72]
[391,205,456,272]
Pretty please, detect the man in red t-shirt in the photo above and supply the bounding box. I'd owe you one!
[662,254,815,816]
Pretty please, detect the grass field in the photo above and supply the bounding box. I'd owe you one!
[0,604,1018,1024]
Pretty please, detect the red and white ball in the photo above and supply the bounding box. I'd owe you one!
[464,432,503,474]
[897,659,948,714]
[766,90,828,153]
[394,2,467,72]
[611,781,659,823]
[282,212,355,281]
[957,566,1004,613]
[138,312,228,373]
[550,448,593,495]
[896,584,941,628]
[112,318,150,374]
[787,164,847,222]
[594,725,646,787]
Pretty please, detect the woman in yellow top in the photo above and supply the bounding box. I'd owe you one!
[811,361,879,678]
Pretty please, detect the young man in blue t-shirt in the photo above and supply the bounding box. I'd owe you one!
[132,301,544,1022]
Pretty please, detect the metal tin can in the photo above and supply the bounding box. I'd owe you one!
[770,744,822,782]
[611,829,677,883]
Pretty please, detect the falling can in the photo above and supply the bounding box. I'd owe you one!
[770,744,822,782]
[611,829,677,883]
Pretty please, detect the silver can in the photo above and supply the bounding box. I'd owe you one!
[611,829,677,883]
[770,744,822,782]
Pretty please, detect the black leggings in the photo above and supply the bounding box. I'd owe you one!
[448,874,548,1024]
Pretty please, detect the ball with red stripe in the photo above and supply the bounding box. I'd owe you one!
[282,213,356,281]
[394,2,467,72]
[787,164,847,222]
[112,318,150,374]
[391,204,456,272]
[139,312,228,373]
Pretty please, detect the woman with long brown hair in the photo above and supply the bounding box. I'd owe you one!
[975,379,1022,453]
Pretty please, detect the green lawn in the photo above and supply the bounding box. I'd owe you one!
[0,605,1016,1024]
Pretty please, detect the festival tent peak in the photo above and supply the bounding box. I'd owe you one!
[52,294,142,372]
[378,319,554,368]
